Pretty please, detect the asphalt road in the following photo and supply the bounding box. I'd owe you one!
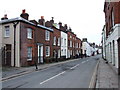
[2,55,101,88]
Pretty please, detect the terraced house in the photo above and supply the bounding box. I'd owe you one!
[102,1,120,74]
[0,9,81,67]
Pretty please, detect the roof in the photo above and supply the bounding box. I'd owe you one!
[0,17,53,32]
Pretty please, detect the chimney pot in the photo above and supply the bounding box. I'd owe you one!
[4,14,7,18]
[20,9,29,20]
[22,9,26,14]
[51,17,54,20]
[41,16,44,19]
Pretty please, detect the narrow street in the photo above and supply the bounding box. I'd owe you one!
[2,55,100,88]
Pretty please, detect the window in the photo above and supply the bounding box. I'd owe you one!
[61,38,63,46]
[64,39,66,46]
[4,26,10,37]
[112,10,114,27]
[27,47,32,61]
[64,49,66,55]
[53,36,56,45]
[70,41,72,47]
[45,30,50,41]
[27,28,32,39]
[58,38,60,46]
[73,42,74,48]
[46,46,50,57]
[70,50,72,55]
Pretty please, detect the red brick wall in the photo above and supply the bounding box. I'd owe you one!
[20,21,54,66]
[104,2,120,38]
[20,22,36,66]
[67,31,77,57]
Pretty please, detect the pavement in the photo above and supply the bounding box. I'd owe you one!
[95,58,119,89]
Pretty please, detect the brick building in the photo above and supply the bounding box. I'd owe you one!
[0,10,53,67]
[0,9,82,67]
[67,28,77,58]
[75,37,81,57]
[103,1,120,74]
[45,17,61,62]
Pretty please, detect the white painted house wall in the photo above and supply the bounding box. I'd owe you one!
[61,31,68,58]
[105,24,120,69]
[82,42,95,56]
[1,22,20,67]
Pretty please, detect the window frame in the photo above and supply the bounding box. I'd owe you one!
[4,26,10,37]
[53,36,56,45]
[58,38,60,46]
[45,30,50,41]
[27,47,32,61]
[27,28,32,39]
[46,46,50,57]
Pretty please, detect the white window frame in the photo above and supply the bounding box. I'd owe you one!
[4,26,10,37]
[27,28,32,39]
[70,40,72,47]
[27,47,32,61]
[46,46,50,57]
[58,38,60,46]
[53,36,56,45]
[112,10,114,27]
[45,30,50,41]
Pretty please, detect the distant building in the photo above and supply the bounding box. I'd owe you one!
[81,38,95,57]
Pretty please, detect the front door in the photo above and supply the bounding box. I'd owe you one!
[38,45,43,64]
[3,44,12,66]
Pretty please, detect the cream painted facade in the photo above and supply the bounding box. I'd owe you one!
[61,31,68,58]
[0,22,20,67]
[105,24,120,69]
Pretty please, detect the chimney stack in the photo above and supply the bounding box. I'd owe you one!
[64,24,68,30]
[38,16,45,26]
[50,17,54,24]
[1,14,8,20]
[69,27,72,31]
[59,22,62,27]
[20,9,29,20]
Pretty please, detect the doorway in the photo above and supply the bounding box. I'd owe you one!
[38,45,43,64]
[117,38,120,75]
[2,44,11,66]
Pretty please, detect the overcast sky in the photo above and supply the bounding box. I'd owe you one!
[0,0,105,45]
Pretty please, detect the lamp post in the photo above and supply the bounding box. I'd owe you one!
[13,21,19,67]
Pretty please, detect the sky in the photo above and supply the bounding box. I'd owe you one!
[0,0,105,45]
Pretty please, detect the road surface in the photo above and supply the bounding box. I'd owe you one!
[2,55,101,88]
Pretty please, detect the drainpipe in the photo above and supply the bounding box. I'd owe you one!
[13,21,19,67]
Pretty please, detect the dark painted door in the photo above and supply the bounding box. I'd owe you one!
[5,44,11,66]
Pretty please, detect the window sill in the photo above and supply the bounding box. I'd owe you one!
[45,40,50,41]
[27,38,32,40]
[46,55,50,57]
[27,59,32,61]
[4,36,10,38]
